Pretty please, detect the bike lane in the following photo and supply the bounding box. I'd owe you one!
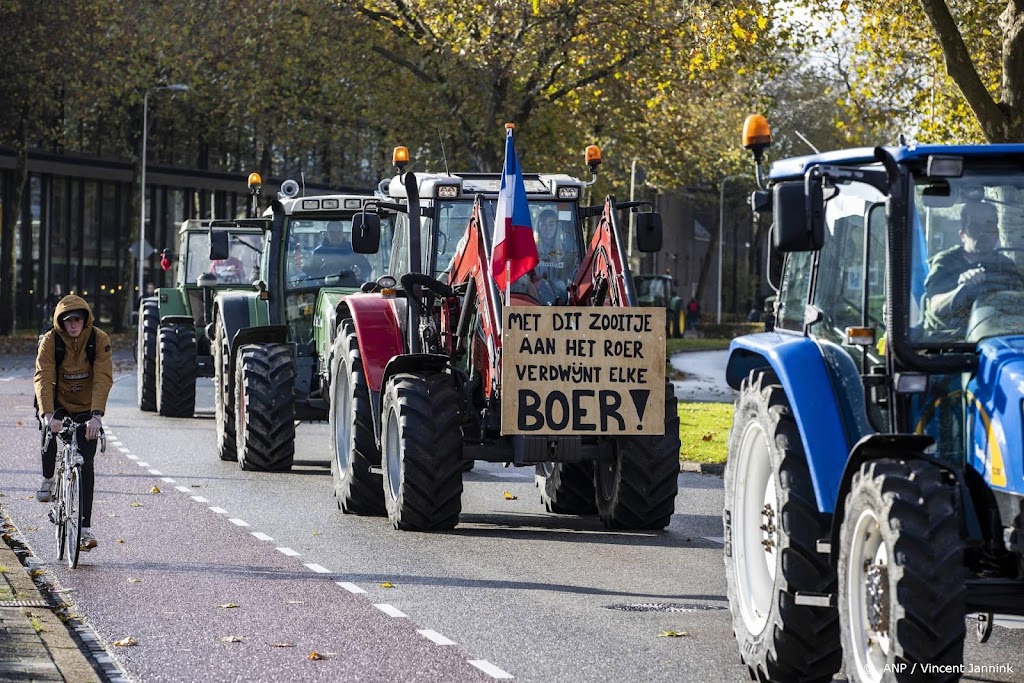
[0,364,496,683]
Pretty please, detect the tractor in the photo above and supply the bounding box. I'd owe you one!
[137,216,269,417]
[210,178,394,471]
[326,132,680,530]
[724,115,1024,682]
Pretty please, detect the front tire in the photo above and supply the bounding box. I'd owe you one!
[137,298,158,411]
[594,382,680,529]
[65,466,81,569]
[234,344,295,472]
[381,372,464,531]
[536,462,595,515]
[838,458,965,682]
[329,320,384,515]
[156,323,198,417]
[214,323,236,461]
[723,369,841,683]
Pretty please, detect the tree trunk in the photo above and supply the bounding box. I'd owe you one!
[0,123,28,336]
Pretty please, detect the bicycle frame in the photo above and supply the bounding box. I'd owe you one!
[45,418,93,569]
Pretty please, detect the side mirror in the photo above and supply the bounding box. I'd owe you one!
[773,181,824,251]
[634,211,663,253]
[209,230,230,260]
[351,212,381,254]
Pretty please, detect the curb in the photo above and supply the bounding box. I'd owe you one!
[679,461,725,476]
[0,511,120,682]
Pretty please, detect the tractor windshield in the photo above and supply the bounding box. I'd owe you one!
[185,230,263,286]
[635,276,670,307]
[910,169,1024,346]
[283,215,394,291]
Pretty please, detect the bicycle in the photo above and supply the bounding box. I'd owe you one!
[44,417,105,568]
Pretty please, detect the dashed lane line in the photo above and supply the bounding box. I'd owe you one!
[418,629,456,646]
[276,547,300,557]
[305,563,331,573]
[192,496,209,503]
[336,582,365,594]
[148,469,162,475]
[160,477,176,483]
[374,604,408,618]
[251,532,273,542]
[209,507,228,514]
[174,486,191,494]
[126,454,138,460]
[228,518,250,527]
[469,660,514,679]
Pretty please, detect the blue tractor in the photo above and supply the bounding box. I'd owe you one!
[724,115,1024,682]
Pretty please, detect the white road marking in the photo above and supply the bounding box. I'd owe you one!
[136,462,150,467]
[117,447,130,453]
[192,496,208,503]
[418,629,456,646]
[304,563,330,573]
[148,469,162,475]
[373,604,407,618]
[228,518,249,527]
[703,536,725,545]
[251,532,273,542]
[161,477,176,483]
[335,582,365,594]
[484,471,532,480]
[468,660,514,679]
[174,486,191,493]
[276,547,300,557]
[0,377,13,383]
[109,440,122,445]
[126,454,138,460]
[209,507,228,514]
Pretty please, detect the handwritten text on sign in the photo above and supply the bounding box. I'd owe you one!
[501,307,666,435]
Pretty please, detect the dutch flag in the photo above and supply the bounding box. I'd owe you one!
[492,127,539,291]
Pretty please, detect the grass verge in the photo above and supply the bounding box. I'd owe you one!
[677,401,732,465]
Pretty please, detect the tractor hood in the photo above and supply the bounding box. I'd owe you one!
[965,336,1024,493]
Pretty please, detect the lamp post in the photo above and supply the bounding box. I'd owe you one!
[718,174,746,323]
[138,83,189,298]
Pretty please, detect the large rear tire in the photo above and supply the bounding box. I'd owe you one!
[137,298,158,411]
[723,369,841,683]
[234,343,295,472]
[594,382,680,529]
[838,458,965,682]
[381,372,463,531]
[156,323,197,417]
[214,323,236,461]
[330,320,385,515]
[536,462,596,515]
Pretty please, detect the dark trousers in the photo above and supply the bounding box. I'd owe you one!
[41,411,97,527]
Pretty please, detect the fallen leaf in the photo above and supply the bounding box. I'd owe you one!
[191,484,202,488]
[150,486,161,494]
[129,502,143,508]
[308,650,325,660]
[272,642,296,648]
[657,630,688,638]
[503,491,518,500]
[221,635,245,643]
[701,433,714,442]
[311,530,321,536]
[127,577,142,583]
[217,603,239,609]
[114,636,139,647]
[29,569,45,578]
[116,538,125,544]
[379,582,394,589]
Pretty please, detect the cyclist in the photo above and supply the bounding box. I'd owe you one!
[33,295,113,551]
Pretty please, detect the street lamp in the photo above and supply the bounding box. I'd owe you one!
[718,174,747,323]
[138,83,189,298]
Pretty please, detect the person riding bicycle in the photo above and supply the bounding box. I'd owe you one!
[33,295,113,551]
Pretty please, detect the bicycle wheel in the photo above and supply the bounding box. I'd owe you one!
[54,463,67,561]
[64,466,82,569]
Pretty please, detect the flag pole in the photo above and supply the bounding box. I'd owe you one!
[504,259,511,304]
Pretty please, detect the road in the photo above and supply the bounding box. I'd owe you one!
[2,354,1023,682]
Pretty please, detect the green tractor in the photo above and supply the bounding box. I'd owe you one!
[137,217,269,417]
[210,187,394,471]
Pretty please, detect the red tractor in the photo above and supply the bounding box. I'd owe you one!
[331,142,679,531]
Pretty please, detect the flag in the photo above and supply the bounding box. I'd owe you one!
[492,129,539,290]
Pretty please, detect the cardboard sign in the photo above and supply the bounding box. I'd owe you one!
[501,306,666,435]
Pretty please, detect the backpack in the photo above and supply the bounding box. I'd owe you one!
[34,328,97,424]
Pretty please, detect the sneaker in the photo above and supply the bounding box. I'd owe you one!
[35,478,53,503]
[79,529,97,551]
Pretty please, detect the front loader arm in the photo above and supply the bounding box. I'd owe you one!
[571,195,637,307]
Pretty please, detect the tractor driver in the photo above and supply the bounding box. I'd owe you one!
[531,209,572,304]
[309,221,371,283]
[924,202,1024,337]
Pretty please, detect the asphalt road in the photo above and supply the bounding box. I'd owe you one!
[2,353,1024,682]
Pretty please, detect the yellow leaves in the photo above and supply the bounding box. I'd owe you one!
[757,16,767,31]
[503,491,518,500]
[114,636,138,647]
[657,630,688,638]
[129,501,143,508]
[127,577,142,583]
[218,603,239,609]
[308,650,326,660]
[379,582,395,589]
[116,538,125,544]
[150,486,160,494]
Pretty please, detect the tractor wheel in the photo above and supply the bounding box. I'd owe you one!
[838,458,965,682]
[214,323,236,461]
[156,323,197,417]
[594,382,680,529]
[233,343,295,472]
[329,319,384,515]
[380,372,464,531]
[723,369,841,683]
[536,462,596,515]
[137,298,158,411]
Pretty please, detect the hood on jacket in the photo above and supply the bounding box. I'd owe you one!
[52,294,94,332]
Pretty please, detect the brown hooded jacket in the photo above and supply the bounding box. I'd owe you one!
[33,294,113,416]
